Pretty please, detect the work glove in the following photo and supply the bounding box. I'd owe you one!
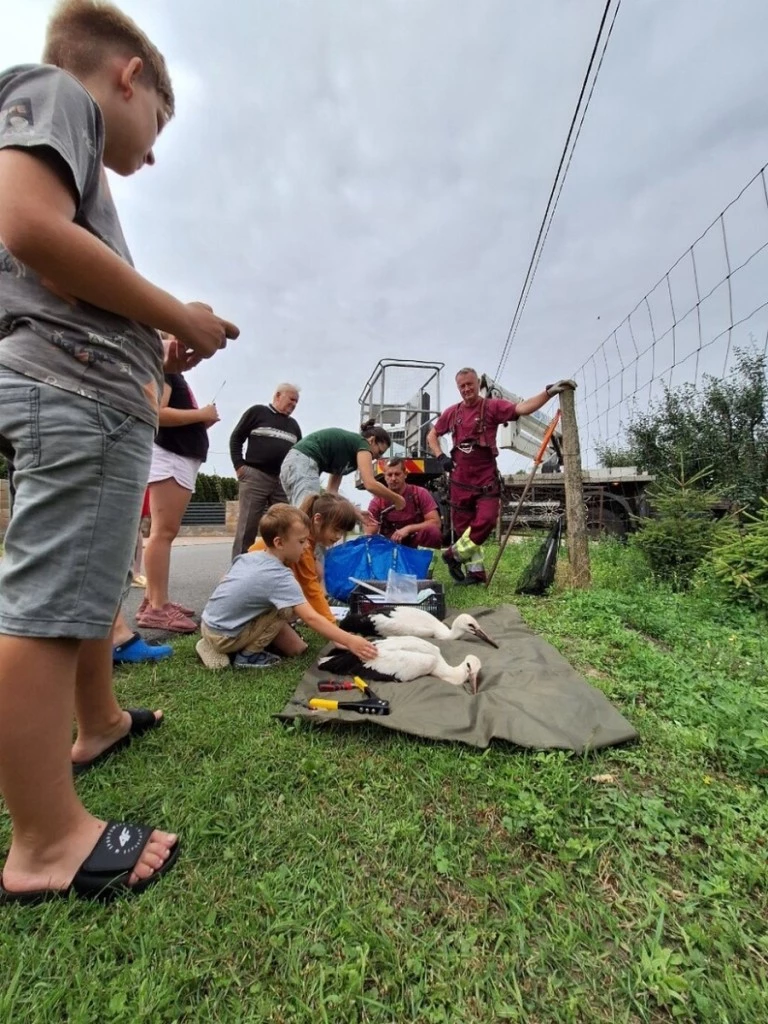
[437,453,454,473]
[545,379,577,397]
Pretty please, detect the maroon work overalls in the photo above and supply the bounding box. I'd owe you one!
[448,399,501,546]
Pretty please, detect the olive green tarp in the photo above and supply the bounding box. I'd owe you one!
[277,604,638,752]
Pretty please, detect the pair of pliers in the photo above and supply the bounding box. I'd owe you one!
[306,696,390,716]
[294,677,391,716]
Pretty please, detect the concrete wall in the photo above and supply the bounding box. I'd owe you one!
[225,500,238,534]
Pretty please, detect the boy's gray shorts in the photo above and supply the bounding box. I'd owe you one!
[0,369,153,640]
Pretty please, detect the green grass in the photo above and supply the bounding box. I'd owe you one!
[1,539,767,1023]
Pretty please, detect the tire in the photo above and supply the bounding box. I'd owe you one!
[585,505,627,539]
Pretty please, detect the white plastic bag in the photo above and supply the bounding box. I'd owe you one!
[384,570,419,603]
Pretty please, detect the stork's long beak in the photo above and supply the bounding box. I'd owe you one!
[470,625,499,648]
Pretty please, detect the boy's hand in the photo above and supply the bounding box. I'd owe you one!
[176,302,239,359]
[163,337,202,373]
[345,635,378,662]
[392,494,406,511]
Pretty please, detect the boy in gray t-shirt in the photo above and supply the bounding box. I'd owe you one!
[198,505,378,670]
[0,1,238,903]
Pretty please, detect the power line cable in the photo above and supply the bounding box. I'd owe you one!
[494,0,622,381]
[498,0,622,382]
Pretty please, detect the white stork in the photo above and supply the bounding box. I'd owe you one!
[318,636,483,693]
[339,609,498,648]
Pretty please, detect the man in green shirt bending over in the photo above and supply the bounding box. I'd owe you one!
[280,420,406,511]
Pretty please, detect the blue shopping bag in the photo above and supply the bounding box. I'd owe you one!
[324,535,433,602]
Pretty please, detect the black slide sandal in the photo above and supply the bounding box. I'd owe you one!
[0,822,180,904]
[73,708,162,776]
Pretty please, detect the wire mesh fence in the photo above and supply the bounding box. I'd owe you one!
[358,360,445,457]
[573,163,768,463]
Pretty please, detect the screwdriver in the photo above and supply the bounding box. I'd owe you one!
[318,677,373,694]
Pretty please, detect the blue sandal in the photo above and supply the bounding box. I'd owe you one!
[113,632,173,664]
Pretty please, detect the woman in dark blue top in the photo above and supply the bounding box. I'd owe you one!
[137,371,219,633]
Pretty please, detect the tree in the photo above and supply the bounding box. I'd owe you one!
[594,445,637,469]
[710,497,768,611]
[631,466,727,589]
[191,471,239,503]
[597,348,768,510]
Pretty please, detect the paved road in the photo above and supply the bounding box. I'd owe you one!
[123,539,232,641]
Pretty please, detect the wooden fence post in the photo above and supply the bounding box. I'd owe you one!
[559,388,591,588]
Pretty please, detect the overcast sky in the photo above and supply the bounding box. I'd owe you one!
[5,0,768,486]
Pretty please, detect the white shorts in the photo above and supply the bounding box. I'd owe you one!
[147,444,202,492]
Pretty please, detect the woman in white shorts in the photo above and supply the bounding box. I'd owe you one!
[137,371,219,633]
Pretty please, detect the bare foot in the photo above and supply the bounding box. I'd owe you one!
[1,816,177,894]
[71,709,163,767]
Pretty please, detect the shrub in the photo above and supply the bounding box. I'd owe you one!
[191,472,238,503]
[630,468,728,589]
[596,347,768,512]
[590,535,652,590]
[709,498,768,611]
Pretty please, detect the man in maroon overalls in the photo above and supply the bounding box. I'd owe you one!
[365,458,443,549]
[427,368,574,585]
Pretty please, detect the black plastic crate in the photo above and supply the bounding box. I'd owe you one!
[348,580,446,621]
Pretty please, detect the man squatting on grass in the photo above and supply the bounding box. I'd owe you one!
[0,0,238,901]
[197,505,379,670]
[427,368,575,586]
[364,457,443,549]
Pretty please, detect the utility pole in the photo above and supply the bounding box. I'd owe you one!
[559,387,591,588]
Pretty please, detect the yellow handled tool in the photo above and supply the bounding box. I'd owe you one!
[308,698,341,712]
[306,695,390,716]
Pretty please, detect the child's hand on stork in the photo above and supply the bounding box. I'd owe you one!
[345,635,379,661]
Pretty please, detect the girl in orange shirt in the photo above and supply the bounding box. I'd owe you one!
[249,493,358,621]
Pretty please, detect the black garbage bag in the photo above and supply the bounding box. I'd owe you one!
[516,515,563,596]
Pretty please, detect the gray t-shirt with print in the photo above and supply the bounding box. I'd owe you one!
[0,63,164,426]
[202,550,305,636]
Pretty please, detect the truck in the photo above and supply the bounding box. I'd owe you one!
[356,359,652,539]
